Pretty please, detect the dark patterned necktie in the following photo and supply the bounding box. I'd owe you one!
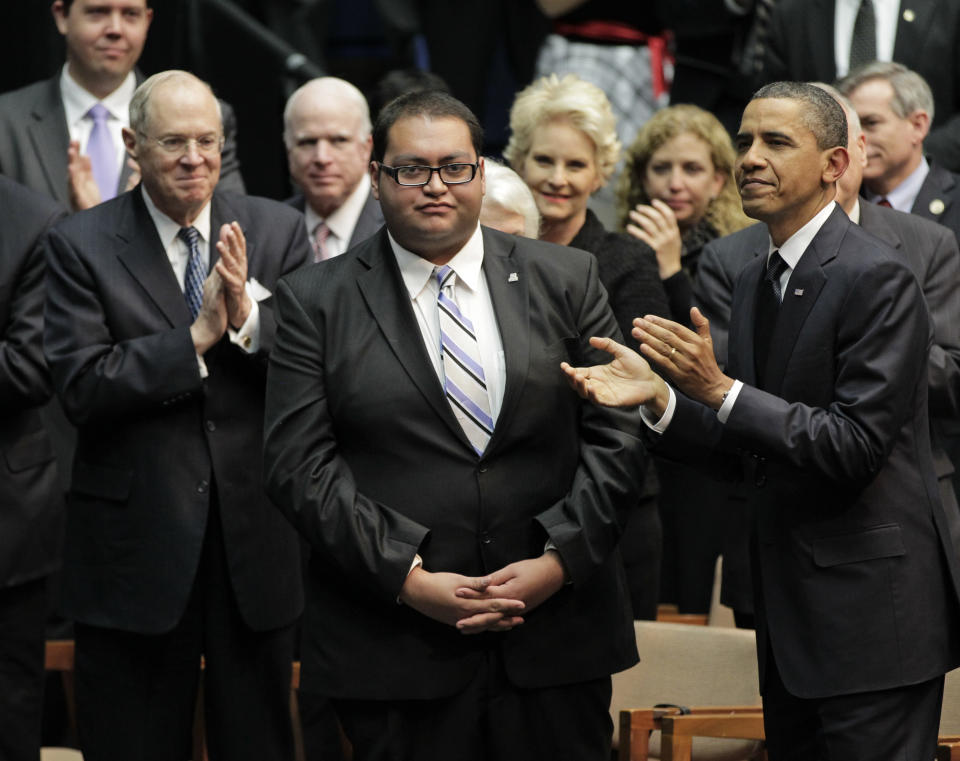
[178,226,205,319]
[754,251,788,387]
[849,0,877,71]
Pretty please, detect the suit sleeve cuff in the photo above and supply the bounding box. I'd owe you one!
[717,379,744,423]
[640,385,677,433]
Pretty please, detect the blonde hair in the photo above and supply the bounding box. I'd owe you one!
[503,74,621,185]
[615,105,750,237]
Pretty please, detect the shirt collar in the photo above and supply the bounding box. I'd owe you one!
[847,198,861,225]
[141,185,213,249]
[391,224,484,300]
[304,179,372,243]
[768,201,837,270]
[60,63,137,128]
[864,156,929,212]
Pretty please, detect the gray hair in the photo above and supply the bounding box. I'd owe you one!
[836,61,935,122]
[809,82,863,139]
[283,77,372,148]
[129,70,222,136]
[752,81,848,151]
[481,158,541,238]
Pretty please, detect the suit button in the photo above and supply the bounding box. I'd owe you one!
[481,532,492,545]
[197,480,209,494]
[205,420,216,432]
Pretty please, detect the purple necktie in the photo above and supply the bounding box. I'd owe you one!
[86,103,117,201]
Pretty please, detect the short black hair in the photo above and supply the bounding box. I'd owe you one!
[372,89,483,163]
[752,81,848,151]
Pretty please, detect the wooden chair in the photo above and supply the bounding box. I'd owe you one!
[938,667,960,760]
[612,621,764,761]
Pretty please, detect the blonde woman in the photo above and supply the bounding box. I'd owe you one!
[505,74,669,348]
[616,104,751,327]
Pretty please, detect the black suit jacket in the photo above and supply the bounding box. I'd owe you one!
[912,162,960,242]
[0,176,65,588]
[263,226,644,700]
[697,204,960,610]
[43,188,307,634]
[665,206,960,697]
[0,74,246,207]
[762,0,960,170]
[284,188,384,263]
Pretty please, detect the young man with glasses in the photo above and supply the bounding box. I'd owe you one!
[263,89,646,761]
[43,70,309,761]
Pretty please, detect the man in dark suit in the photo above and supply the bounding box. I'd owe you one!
[43,70,306,761]
[564,82,960,760]
[0,0,243,211]
[760,0,960,170]
[696,83,960,622]
[837,62,960,506]
[836,63,960,242]
[282,77,383,263]
[263,90,644,761]
[0,176,66,761]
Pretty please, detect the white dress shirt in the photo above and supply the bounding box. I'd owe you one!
[304,179,373,260]
[60,64,135,187]
[389,224,506,422]
[141,187,261,375]
[644,202,838,430]
[834,0,901,77]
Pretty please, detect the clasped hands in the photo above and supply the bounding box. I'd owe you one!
[561,307,734,413]
[399,551,567,635]
[189,222,253,354]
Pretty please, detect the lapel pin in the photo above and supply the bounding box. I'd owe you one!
[793,288,804,297]
[902,8,915,22]
[930,198,945,215]
[508,272,519,282]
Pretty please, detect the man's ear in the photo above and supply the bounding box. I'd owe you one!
[823,145,850,186]
[369,161,380,201]
[122,127,138,160]
[51,1,69,35]
[908,109,931,144]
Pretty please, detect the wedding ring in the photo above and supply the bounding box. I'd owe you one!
[670,347,677,357]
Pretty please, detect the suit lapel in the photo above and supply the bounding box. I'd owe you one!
[27,78,71,206]
[356,232,472,447]
[893,0,936,67]
[762,209,846,392]
[729,248,766,386]
[114,191,193,327]
[209,192,256,275]
[912,163,955,222]
[481,228,529,455]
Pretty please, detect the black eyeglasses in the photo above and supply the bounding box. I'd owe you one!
[378,162,479,187]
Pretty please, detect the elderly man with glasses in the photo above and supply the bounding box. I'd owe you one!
[43,70,310,761]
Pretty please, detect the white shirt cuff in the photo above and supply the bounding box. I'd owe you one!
[717,380,744,423]
[196,354,209,379]
[228,284,260,353]
[640,385,677,433]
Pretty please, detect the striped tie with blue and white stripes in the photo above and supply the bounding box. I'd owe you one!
[436,265,493,455]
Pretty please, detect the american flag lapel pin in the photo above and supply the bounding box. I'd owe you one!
[508,272,519,282]
[793,288,804,297]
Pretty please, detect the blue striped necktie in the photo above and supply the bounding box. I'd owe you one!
[436,265,493,455]
[178,226,205,319]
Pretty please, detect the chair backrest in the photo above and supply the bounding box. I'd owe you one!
[942,667,960,735]
[611,621,762,760]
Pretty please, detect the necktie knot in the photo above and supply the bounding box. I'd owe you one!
[435,264,454,291]
[765,251,788,302]
[87,103,111,124]
[178,225,200,248]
